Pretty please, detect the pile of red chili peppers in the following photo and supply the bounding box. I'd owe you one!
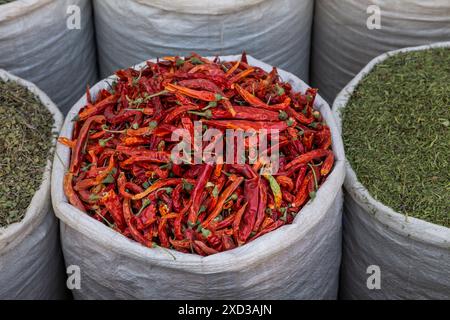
[60,53,334,256]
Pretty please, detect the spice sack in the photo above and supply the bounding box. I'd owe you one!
[0,69,66,300]
[334,43,450,300]
[52,55,345,300]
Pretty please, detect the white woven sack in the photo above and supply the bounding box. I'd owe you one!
[93,0,313,83]
[0,0,98,114]
[0,69,66,300]
[52,55,345,300]
[311,0,450,104]
[333,42,450,300]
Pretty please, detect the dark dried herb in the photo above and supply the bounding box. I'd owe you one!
[0,0,16,5]
[0,80,54,227]
[343,48,450,227]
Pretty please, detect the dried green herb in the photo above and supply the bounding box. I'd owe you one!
[0,0,16,5]
[342,48,450,228]
[0,80,54,227]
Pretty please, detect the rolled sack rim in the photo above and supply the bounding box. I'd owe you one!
[52,55,345,272]
[0,69,63,252]
[333,41,450,248]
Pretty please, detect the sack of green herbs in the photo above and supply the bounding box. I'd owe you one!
[334,42,450,300]
[0,0,97,114]
[0,69,66,299]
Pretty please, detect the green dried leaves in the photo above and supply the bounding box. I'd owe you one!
[342,48,450,227]
[0,80,54,227]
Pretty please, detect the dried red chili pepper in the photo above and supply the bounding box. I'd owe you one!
[178,79,223,94]
[321,151,335,177]
[70,115,106,175]
[58,137,76,149]
[202,176,244,227]
[292,171,313,208]
[132,178,192,200]
[295,166,308,191]
[239,177,260,242]
[63,173,86,212]
[164,104,199,123]
[190,106,280,121]
[221,234,236,251]
[284,149,329,171]
[123,198,153,247]
[171,184,184,213]
[233,202,248,245]
[188,164,214,225]
[215,213,236,230]
[193,240,218,256]
[101,190,126,231]
[276,176,294,192]
[228,68,255,84]
[252,220,285,241]
[169,238,191,252]
[234,84,290,111]
[138,202,157,229]
[120,151,171,166]
[165,83,220,102]
[157,216,170,248]
[78,94,118,121]
[286,106,314,125]
[225,60,241,77]
[202,119,289,131]
[74,154,116,191]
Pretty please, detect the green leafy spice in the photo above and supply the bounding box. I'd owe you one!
[0,80,54,227]
[0,0,16,5]
[342,48,450,227]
